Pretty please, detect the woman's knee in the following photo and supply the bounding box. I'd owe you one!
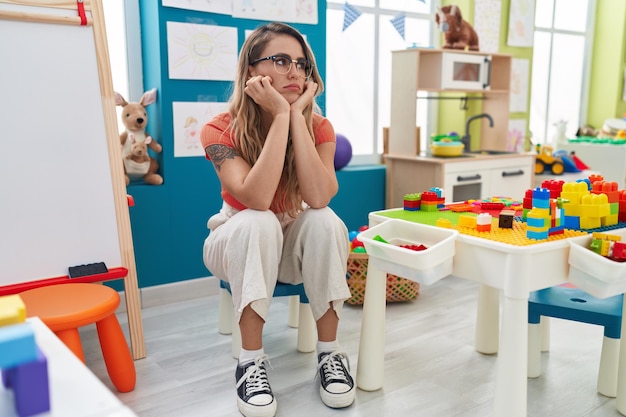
[234,209,282,236]
[300,208,347,237]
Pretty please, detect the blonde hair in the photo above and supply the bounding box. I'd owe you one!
[227,22,324,216]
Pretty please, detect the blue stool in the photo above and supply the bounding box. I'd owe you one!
[528,285,623,397]
[218,280,316,359]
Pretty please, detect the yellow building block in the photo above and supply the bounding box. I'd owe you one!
[580,216,601,230]
[436,218,452,228]
[563,203,580,217]
[0,295,26,327]
[601,214,619,227]
[580,193,610,218]
[458,214,477,229]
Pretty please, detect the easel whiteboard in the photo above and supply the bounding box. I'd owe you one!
[0,0,145,359]
[0,18,122,283]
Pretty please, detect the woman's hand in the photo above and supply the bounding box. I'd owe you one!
[244,75,290,117]
[291,80,318,114]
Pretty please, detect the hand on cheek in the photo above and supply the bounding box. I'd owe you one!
[291,81,317,113]
[244,75,289,115]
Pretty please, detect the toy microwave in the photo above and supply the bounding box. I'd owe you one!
[440,52,491,91]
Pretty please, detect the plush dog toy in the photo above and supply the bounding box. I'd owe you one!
[114,89,163,185]
[435,5,479,51]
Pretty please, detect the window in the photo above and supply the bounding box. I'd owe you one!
[529,0,595,144]
[326,1,435,165]
[102,0,143,131]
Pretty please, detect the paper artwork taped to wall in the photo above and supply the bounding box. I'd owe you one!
[509,58,529,113]
[232,0,318,24]
[473,0,501,53]
[172,101,229,157]
[507,0,535,47]
[162,0,232,15]
[166,22,237,81]
[507,119,527,152]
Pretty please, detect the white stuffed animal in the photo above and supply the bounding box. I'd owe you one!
[114,89,163,185]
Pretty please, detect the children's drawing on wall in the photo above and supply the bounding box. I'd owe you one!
[508,119,527,152]
[172,101,229,157]
[166,22,237,81]
[473,0,501,53]
[507,0,535,47]
[161,0,232,15]
[509,58,529,113]
[232,0,317,24]
[295,0,318,24]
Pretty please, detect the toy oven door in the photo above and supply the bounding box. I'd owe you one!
[440,52,491,91]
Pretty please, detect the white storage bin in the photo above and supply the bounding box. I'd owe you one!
[357,219,458,285]
[568,230,626,298]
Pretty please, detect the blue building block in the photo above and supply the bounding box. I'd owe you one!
[527,230,549,240]
[0,323,37,369]
[527,216,549,228]
[532,187,550,200]
[2,346,50,417]
[532,198,550,209]
[564,215,580,229]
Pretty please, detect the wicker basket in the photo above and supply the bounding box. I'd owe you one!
[346,252,420,305]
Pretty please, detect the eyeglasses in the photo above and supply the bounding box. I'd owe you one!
[251,55,313,79]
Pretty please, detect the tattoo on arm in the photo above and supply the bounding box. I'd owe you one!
[206,144,238,171]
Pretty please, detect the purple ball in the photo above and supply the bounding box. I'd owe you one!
[334,133,352,170]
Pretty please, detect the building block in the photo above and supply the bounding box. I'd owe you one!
[420,202,440,212]
[541,179,564,199]
[476,213,491,225]
[563,203,580,217]
[527,230,549,240]
[0,323,37,369]
[480,202,505,211]
[420,191,439,201]
[580,216,601,230]
[436,218,452,228]
[602,214,619,227]
[2,346,50,417]
[476,213,491,232]
[450,203,473,212]
[458,215,477,229]
[498,210,515,228]
[527,216,549,229]
[589,174,604,184]
[0,295,26,327]
[612,241,626,260]
[592,181,619,203]
[403,193,421,211]
[429,187,444,198]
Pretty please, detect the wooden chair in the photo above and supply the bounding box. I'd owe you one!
[19,283,136,392]
[218,281,316,359]
[528,285,622,397]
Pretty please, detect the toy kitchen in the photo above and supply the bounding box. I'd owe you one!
[384,48,535,208]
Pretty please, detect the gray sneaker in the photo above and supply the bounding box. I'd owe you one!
[235,355,276,417]
[317,351,355,408]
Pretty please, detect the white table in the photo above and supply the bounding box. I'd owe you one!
[355,210,592,417]
[0,317,137,417]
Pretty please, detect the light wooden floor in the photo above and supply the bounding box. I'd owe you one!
[79,276,625,417]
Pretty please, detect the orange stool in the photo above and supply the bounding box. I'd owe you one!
[19,283,136,392]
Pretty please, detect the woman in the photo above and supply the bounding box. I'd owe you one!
[201,22,354,417]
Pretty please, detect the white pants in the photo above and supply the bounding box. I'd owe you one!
[203,202,351,324]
